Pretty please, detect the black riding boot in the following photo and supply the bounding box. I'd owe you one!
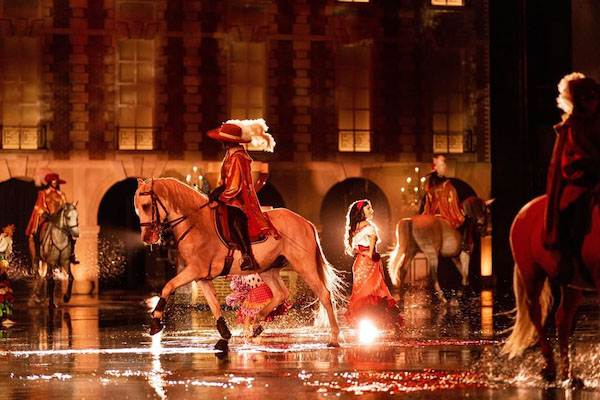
[227,206,259,271]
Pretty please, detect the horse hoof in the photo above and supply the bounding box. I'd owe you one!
[252,325,264,337]
[216,317,231,340]
[150,318,164,336]
[570,377,584,389]
[327,342,340,348]
[63,295,71,303]
[541,365,557,382]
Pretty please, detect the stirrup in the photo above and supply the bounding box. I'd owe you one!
[70,255,80,265]
[240,255,259,271]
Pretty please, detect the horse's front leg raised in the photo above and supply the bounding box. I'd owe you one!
[196,280,231,340]
[556,286,583,387]
[150,264,201,335]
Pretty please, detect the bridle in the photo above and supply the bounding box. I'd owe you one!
[59,204,79,236]
[138,179,210,248]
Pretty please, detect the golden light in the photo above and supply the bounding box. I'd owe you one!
[401,187,405,192]
[193,165,198,173]
[145,296,160,311]
[358,319,380,344]
[480,235,492,277]
[406,177,412,183]
[186,174,191,183]
[413,187,418,192]
[420,177,426,183]
[414,167,419,173]
[480,290,493,338]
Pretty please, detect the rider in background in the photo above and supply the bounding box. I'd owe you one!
[207,119,277,271]
[0,225,16,327]
[422,155,471,252]
[544,73,600,281]
[26,172,79,267]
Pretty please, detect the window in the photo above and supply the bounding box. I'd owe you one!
[431,0,465,6]
[117,39,155,150]
[432,51,470,153]
[1,37,42,149]
[229,41,266,151]
[337,45,371,152]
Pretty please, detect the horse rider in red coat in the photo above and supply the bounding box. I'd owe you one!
[422,155,471,251]
[544,73,600,281]
[207,119,277,271]
[26,173,79,267]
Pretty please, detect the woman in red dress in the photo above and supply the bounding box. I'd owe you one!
[344,200,400,330]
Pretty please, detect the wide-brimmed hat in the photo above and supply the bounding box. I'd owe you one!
[44,173,66,184]
[207,123,252,144]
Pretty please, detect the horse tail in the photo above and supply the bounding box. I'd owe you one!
[386,219,411,286]
[501,264,553,358]
[312,224,347,327]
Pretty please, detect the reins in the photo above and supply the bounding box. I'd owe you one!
[138,179,210,248]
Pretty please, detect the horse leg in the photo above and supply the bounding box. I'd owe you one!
[150,264,201,335]
[556,285,583,386]
[526,277,556,382]
[451,251,471,303]
[46,264,57,309]
[63,263,74,303]
[300,270,339,347]
[424,251,446,304]
[252,270,289,337]
[196,280,231,340]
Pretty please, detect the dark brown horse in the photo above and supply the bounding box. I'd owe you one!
[501,194,599,385]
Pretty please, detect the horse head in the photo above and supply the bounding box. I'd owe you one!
[62,202,80,239]
[462,197,494,235]
[135,178,164,245]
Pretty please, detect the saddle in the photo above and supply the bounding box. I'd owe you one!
[212,204,269,277]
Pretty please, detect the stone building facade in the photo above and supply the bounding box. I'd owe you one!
[0,0,490,294]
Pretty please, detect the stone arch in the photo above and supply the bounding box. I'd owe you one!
[0,178,38,263]
[257,182,286,208]
[319,178,391,274]
[97,178,147,290]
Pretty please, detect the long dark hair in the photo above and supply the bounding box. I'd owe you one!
[344,199,370,256]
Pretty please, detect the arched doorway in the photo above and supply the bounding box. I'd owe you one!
[0,178,38,271]
[257,182,285,208]
[319,178,391,275]
[97,178,148,291]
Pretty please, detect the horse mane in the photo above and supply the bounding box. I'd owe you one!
[150,178,210,227]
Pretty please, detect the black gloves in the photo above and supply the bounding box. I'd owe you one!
[209,185,226,203]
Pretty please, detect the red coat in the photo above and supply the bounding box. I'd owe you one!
[423,178,465,229]
[218,146,275,238]
[26,187,66,236]
[544,114,600,246]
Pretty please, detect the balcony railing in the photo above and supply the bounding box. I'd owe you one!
[117,127,159,150]
[433,130,475,154]
[1,125,46,150]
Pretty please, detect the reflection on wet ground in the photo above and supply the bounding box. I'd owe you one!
[0,289,598,399]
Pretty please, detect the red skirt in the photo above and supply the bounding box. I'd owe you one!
[345,247,400,328]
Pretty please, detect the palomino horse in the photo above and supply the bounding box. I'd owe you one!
[387,196,491,304]
[134,178,345,346]
[502,195,599,385]
[31,202,80,307]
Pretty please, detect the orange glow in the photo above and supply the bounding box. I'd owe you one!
[480,235,492,277]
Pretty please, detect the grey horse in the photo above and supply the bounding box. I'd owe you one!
[35,202,80,307]
[387,196,492,304]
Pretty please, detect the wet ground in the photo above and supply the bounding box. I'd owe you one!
[0,288,599,400]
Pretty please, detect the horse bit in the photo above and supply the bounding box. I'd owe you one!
[139,180,210,248]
